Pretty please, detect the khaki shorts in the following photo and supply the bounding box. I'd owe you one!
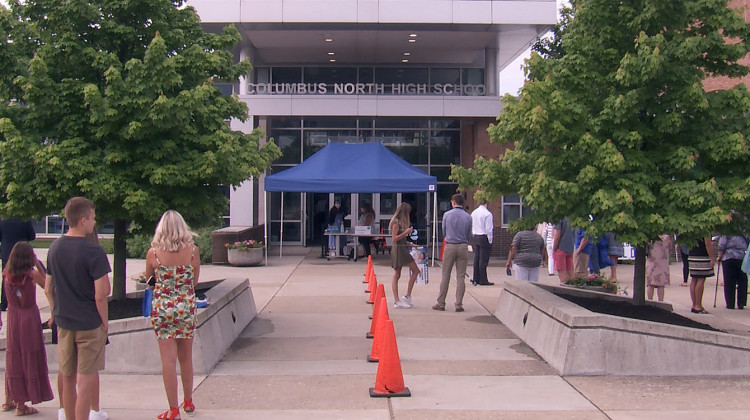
[573,252,590,275]
[58,326,107,376]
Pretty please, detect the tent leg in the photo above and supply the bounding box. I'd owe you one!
[280,193,284,258]
[264,191,268,266]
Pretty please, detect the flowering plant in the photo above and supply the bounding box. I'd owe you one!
[564,273,618,294]
[225,239,265,251]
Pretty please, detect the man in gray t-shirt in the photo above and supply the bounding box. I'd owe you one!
[434,194,472,312]
[553,218,576,282]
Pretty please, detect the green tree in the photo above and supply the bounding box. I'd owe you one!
[0,0,281,299]
[453,0,750,304]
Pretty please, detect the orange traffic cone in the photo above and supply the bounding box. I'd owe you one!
[367,288,386,338]
[367,297,389,359]
[366,271,375,294]
[363,255,373,283]
[369,283,385,320]
[367,274,378,304]
[369,319,411,398]
[439,238,446,260]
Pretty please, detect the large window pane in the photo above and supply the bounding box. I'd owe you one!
[374,118,428,129]
[273,67,302,83]
[303,67,357,84]
[375,68,428,84]
[430,166,453,182]
[431,131,460,165]
[270,222,301,242]
[270,117,301,128]
[270,131,301,164]
[430,68,460,85]
[303,117,357,129]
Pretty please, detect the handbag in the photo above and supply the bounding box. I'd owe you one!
[142,287,153,317]
[741,242,750,274]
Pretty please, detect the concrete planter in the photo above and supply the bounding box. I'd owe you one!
[227,248,263,266]
[0,277,258,374]
[496,280,750,376]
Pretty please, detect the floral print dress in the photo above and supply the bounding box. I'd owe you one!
[150,248,197,339]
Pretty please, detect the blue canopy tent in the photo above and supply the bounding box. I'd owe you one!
[264,142,438,263]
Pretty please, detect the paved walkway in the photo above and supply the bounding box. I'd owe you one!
[3,247,750,419]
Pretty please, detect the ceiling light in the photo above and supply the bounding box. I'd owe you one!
[403,52,411,56]
[325,38,333,42]
[408,39,416,43]
[409,33,417,38]
[401,59,409,63]
[329,59,336,63]
[328,52,335,55]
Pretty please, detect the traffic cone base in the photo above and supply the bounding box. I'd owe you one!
[369,386,411,398]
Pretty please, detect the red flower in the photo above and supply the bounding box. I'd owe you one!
[176,266,186,275]
[166,301,175,308]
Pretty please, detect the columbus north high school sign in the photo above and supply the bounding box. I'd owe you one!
[247,82,486,95]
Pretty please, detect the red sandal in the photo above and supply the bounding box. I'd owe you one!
[182,398,195,415]
[157,407,180,420]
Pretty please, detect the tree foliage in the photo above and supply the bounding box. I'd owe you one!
[0,0,281,298]
[452,0,750,303]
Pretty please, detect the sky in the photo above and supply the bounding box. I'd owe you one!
[498,0,566,96]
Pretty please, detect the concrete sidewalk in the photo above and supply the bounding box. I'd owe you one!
[5,247,750,419]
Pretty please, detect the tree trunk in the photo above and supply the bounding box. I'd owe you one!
[112,219,128,301]
[632,245,647,305]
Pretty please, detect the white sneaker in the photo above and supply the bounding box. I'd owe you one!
[89,409,109,420]
[393,300,411,309]
[58,408,66,420]
[401,295,413,307]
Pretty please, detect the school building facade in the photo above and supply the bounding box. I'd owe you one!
[188,0,558,256]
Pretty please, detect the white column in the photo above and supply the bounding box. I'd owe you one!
[238,45,254,95]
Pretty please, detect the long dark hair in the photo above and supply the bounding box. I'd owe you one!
[4,241,36,285]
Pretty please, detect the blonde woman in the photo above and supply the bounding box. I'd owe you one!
[145,210,200,420]
[389,202,419,309]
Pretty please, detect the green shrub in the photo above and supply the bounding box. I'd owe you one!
[127,226,217,264]
[126,234,153,259]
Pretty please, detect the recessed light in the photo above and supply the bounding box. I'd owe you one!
[401,59,409,63]
[408,39,416,43]
[409,33,417,38]
[329,59,336,62]
[328,52,335,55]
[403,52,411,56]
[325,38,333,42]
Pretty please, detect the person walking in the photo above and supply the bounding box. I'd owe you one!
[717,235,748,310]
[433,194,472,312]
[688,237,716,314]
[389,202,419,309]
[45,197,111,420]
[2,242,54,416]
[470,200,494,286]
[145,210,201,420]
[0,218,36,311]
[506,228,546,282]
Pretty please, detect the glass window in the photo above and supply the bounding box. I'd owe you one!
[270,117,301,129]
[430,166,453,182]
[255,67,270,83]
[380,193,397,215]
[430,119,460,129]
[374,118,428,129]
[502,194,532,226]
[32,219,46,235]
[272,67,302,84]
[303,117,357,129]
[430,68,460,85]
[358,67,374,84]
[270,131,301,164]
[431,131,460,165]
[303,67,357,84]
[375,68,429,84]
[461,68,484,85]
[270,222,301,242]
